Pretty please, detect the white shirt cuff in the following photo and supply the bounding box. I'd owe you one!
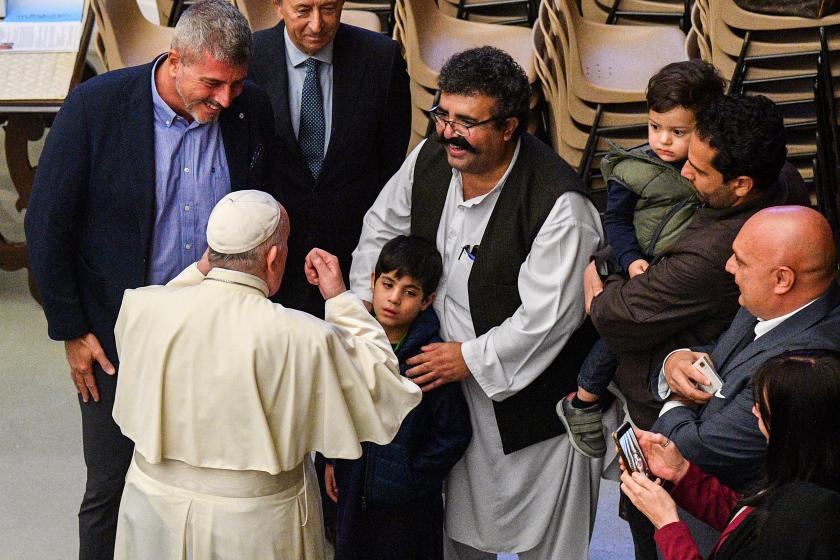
[659,399,688,417]
[658,348,692,399]
[460,338,505,400]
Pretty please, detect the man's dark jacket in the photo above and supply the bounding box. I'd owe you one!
[248,22,410,318]
[590,163,809,429]
[25,61,275,362]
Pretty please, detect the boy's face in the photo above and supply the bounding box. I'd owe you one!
[648,106,695,163]
[370,271,434,333]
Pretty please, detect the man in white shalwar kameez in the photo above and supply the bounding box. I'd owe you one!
[112,190,421,559]
[350,47,606,559]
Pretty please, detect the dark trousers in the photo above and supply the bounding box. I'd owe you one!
[578,337,620,397]
[78,365,134,560]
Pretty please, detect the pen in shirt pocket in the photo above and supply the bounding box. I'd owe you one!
[459,244,479,262]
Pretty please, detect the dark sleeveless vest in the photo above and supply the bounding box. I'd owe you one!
[411,135,600,454]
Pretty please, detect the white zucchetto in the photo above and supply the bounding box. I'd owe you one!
[206,190,280,254]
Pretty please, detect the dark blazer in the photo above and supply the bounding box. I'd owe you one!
[248,22,410,317]
[653,282,840,492]
[25,61,276,362]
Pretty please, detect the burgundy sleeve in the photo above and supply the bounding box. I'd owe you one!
[669,463,742,532]
[654,521,703,560]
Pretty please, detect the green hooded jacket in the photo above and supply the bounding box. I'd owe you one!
[601,143,700,257]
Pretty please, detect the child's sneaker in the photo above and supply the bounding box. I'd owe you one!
[556,394,606,458]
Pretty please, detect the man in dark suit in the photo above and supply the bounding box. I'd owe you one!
[653,206,840,492]
[248,0,410,318]
[24,2,274,558]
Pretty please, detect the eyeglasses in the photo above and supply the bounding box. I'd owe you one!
[427,105,501,138]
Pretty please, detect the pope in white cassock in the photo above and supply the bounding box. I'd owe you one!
[111,190,422,559]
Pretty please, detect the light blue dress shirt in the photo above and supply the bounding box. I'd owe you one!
[148,55,231,285]
[284,28,333,153]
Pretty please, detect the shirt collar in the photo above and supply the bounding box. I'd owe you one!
[454,138,521,208]
[203,267,270,297]
[150,54,203,130]
[284,27,334,67]
[754,297,819,339]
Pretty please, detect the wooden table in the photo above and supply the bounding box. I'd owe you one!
[0,4,94,300]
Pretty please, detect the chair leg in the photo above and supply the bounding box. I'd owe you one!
[578,105,604,187]
[606,0,623,25]
[727,30,752,95]
[816,27,840,231]
[456,0,467,20]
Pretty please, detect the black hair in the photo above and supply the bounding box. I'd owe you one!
[374,235,443,298]
[646,60,725,114]
[694,95,787,191]
[745,349,840,509]
[438,46,531,136]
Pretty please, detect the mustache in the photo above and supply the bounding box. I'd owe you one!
[435,132,477,153]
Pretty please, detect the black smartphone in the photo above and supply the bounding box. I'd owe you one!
[612,421,651,478]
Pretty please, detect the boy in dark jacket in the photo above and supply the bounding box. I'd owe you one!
[325,235,472,560]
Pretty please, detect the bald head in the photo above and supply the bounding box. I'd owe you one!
[726,206,836,318]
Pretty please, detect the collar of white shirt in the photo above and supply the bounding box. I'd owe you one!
[754,297,818,339]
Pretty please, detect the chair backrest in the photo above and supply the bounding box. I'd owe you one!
[236,0,279,32]
[92,0,174,70]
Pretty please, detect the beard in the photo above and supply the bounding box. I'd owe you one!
[175,78,223,124]
[434,131,478,153]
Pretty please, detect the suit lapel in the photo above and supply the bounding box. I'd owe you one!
[123,63,157,255]
[221,102,247,190]
[319,24,367,186]
[722,285,840,374]
[263,23,304,162]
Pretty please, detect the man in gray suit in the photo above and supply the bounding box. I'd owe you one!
[653,205,840,492]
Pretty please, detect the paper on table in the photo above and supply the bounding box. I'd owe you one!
[0,20,81,52]
[4,0,84,22]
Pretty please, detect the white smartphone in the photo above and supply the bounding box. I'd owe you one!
[692,355,724,397]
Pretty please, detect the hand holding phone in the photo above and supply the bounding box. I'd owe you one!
[612,422,652,479]
[692,356,725,398]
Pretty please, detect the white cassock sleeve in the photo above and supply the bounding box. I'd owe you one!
[461,192,602,401]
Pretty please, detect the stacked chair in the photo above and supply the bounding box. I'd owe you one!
[91,0,175,70]
[581,0,689,30]
[236,0,383,32]
[437,0,533,26]
[694,0,840,229]
[533,0,686,195]
[393,0,540,151]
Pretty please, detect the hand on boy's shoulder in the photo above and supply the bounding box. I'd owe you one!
[405,342,470,392]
